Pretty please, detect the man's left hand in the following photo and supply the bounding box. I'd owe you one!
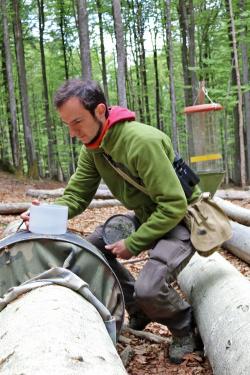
[105,240,133,260]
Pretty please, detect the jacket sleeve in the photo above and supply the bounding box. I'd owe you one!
[55,147,101,218]
[124,139,188,255]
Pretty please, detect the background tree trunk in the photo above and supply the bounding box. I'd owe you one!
[37,0,58,179]
[77,0,92,80]
[227,0,246,186]
[12,0,38,177]
[166,0,178,152]
[1,0,20,171]
[112,0,127,107]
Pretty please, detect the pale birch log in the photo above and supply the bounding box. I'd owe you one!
[178,252,250,375]
[26,187,114,199]
[215,189,250,200]
[0,285,127,375]
[0,199,122,215]
[214,196,250,226]
[223,220,250,265]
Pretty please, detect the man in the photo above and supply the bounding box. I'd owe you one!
[22,79,202,364]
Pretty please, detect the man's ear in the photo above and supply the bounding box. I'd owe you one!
[95,103,106,121]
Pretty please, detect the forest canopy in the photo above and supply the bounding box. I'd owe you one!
[0,0,249,185]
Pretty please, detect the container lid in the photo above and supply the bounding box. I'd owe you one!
[184,103,223,114]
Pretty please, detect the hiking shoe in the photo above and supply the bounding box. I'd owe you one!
[128,313,150,330]
[168,333,196,364]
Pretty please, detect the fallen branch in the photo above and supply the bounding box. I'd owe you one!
[214,196,250,226]
[178,252,250,375]
[122,326,171,344]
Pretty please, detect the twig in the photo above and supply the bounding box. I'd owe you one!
[121,256,149,265]
[122,326,171,344]
[120,345,134,366]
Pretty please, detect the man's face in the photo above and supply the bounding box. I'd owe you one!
[58,97,105,145]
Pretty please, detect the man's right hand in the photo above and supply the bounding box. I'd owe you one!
[20,199,40,230]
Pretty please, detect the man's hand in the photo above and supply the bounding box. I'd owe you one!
[20,199,40,230]
[105,239,133,260]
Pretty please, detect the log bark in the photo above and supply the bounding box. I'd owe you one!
[178,252,250,375]
[214,196,250,226]
[215,189,250,200]
[223,220,250,265]
[0,199,122,214]
[0,285,127,374]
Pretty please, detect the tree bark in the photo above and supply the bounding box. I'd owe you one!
[227,0,246,187]
[166,0,178,152]
[1,0,20,170]
[214,196,250,226]
[0,285,127,374]
[77,0,92,80]
[223,220,250,264]
[178,252,250,375]
[12,0,38,177]
[96,0,109,104]
[37,0,58,179]
[112,0,127,107]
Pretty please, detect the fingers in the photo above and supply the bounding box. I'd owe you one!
[32,199,40,206]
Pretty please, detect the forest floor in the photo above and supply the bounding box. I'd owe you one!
[0,170,250,374]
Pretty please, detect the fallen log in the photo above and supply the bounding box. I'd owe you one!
[223,220,250,265]
[215,189,250,200]
[0,284,127,374]
[214,196,250,226]
[26,187,114,199]
[0,199,122,215]
[178,252,250,375]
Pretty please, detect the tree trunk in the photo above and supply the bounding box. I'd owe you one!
[1,0,20,170]
[0,285,127,374]
[227,0,246,187]
[223,220,250,264]
[96,0,109,104]
[77,0,92,80]
[239,0,250,183]
[12,0,38,177]
[112,0,127,107]
[166,0,178,151]
[178,252,250,375]
[214,196,250,226]
[37,0,58,179]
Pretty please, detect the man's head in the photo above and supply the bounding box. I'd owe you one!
[54,79,109,145]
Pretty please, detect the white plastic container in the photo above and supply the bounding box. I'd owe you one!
[29,204,68,235]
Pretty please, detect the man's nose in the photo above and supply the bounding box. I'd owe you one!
[69,127,77,138]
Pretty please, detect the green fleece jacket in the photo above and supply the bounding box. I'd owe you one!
[56,120,201,255]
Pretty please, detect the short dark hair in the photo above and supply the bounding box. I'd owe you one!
[54,79,109,118]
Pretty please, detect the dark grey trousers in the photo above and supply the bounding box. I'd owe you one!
[86,221,195,337]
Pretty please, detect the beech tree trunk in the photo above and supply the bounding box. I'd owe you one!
[12,0,38,177]
[0,285,127,374]
[178,252,250,375]
[213,196,250,226]
[1,0,20,170]
[77,0,92,80]
[223,220,250,265]
[112,0,127,107]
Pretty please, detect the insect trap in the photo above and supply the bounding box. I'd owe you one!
[184,84,224,196]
